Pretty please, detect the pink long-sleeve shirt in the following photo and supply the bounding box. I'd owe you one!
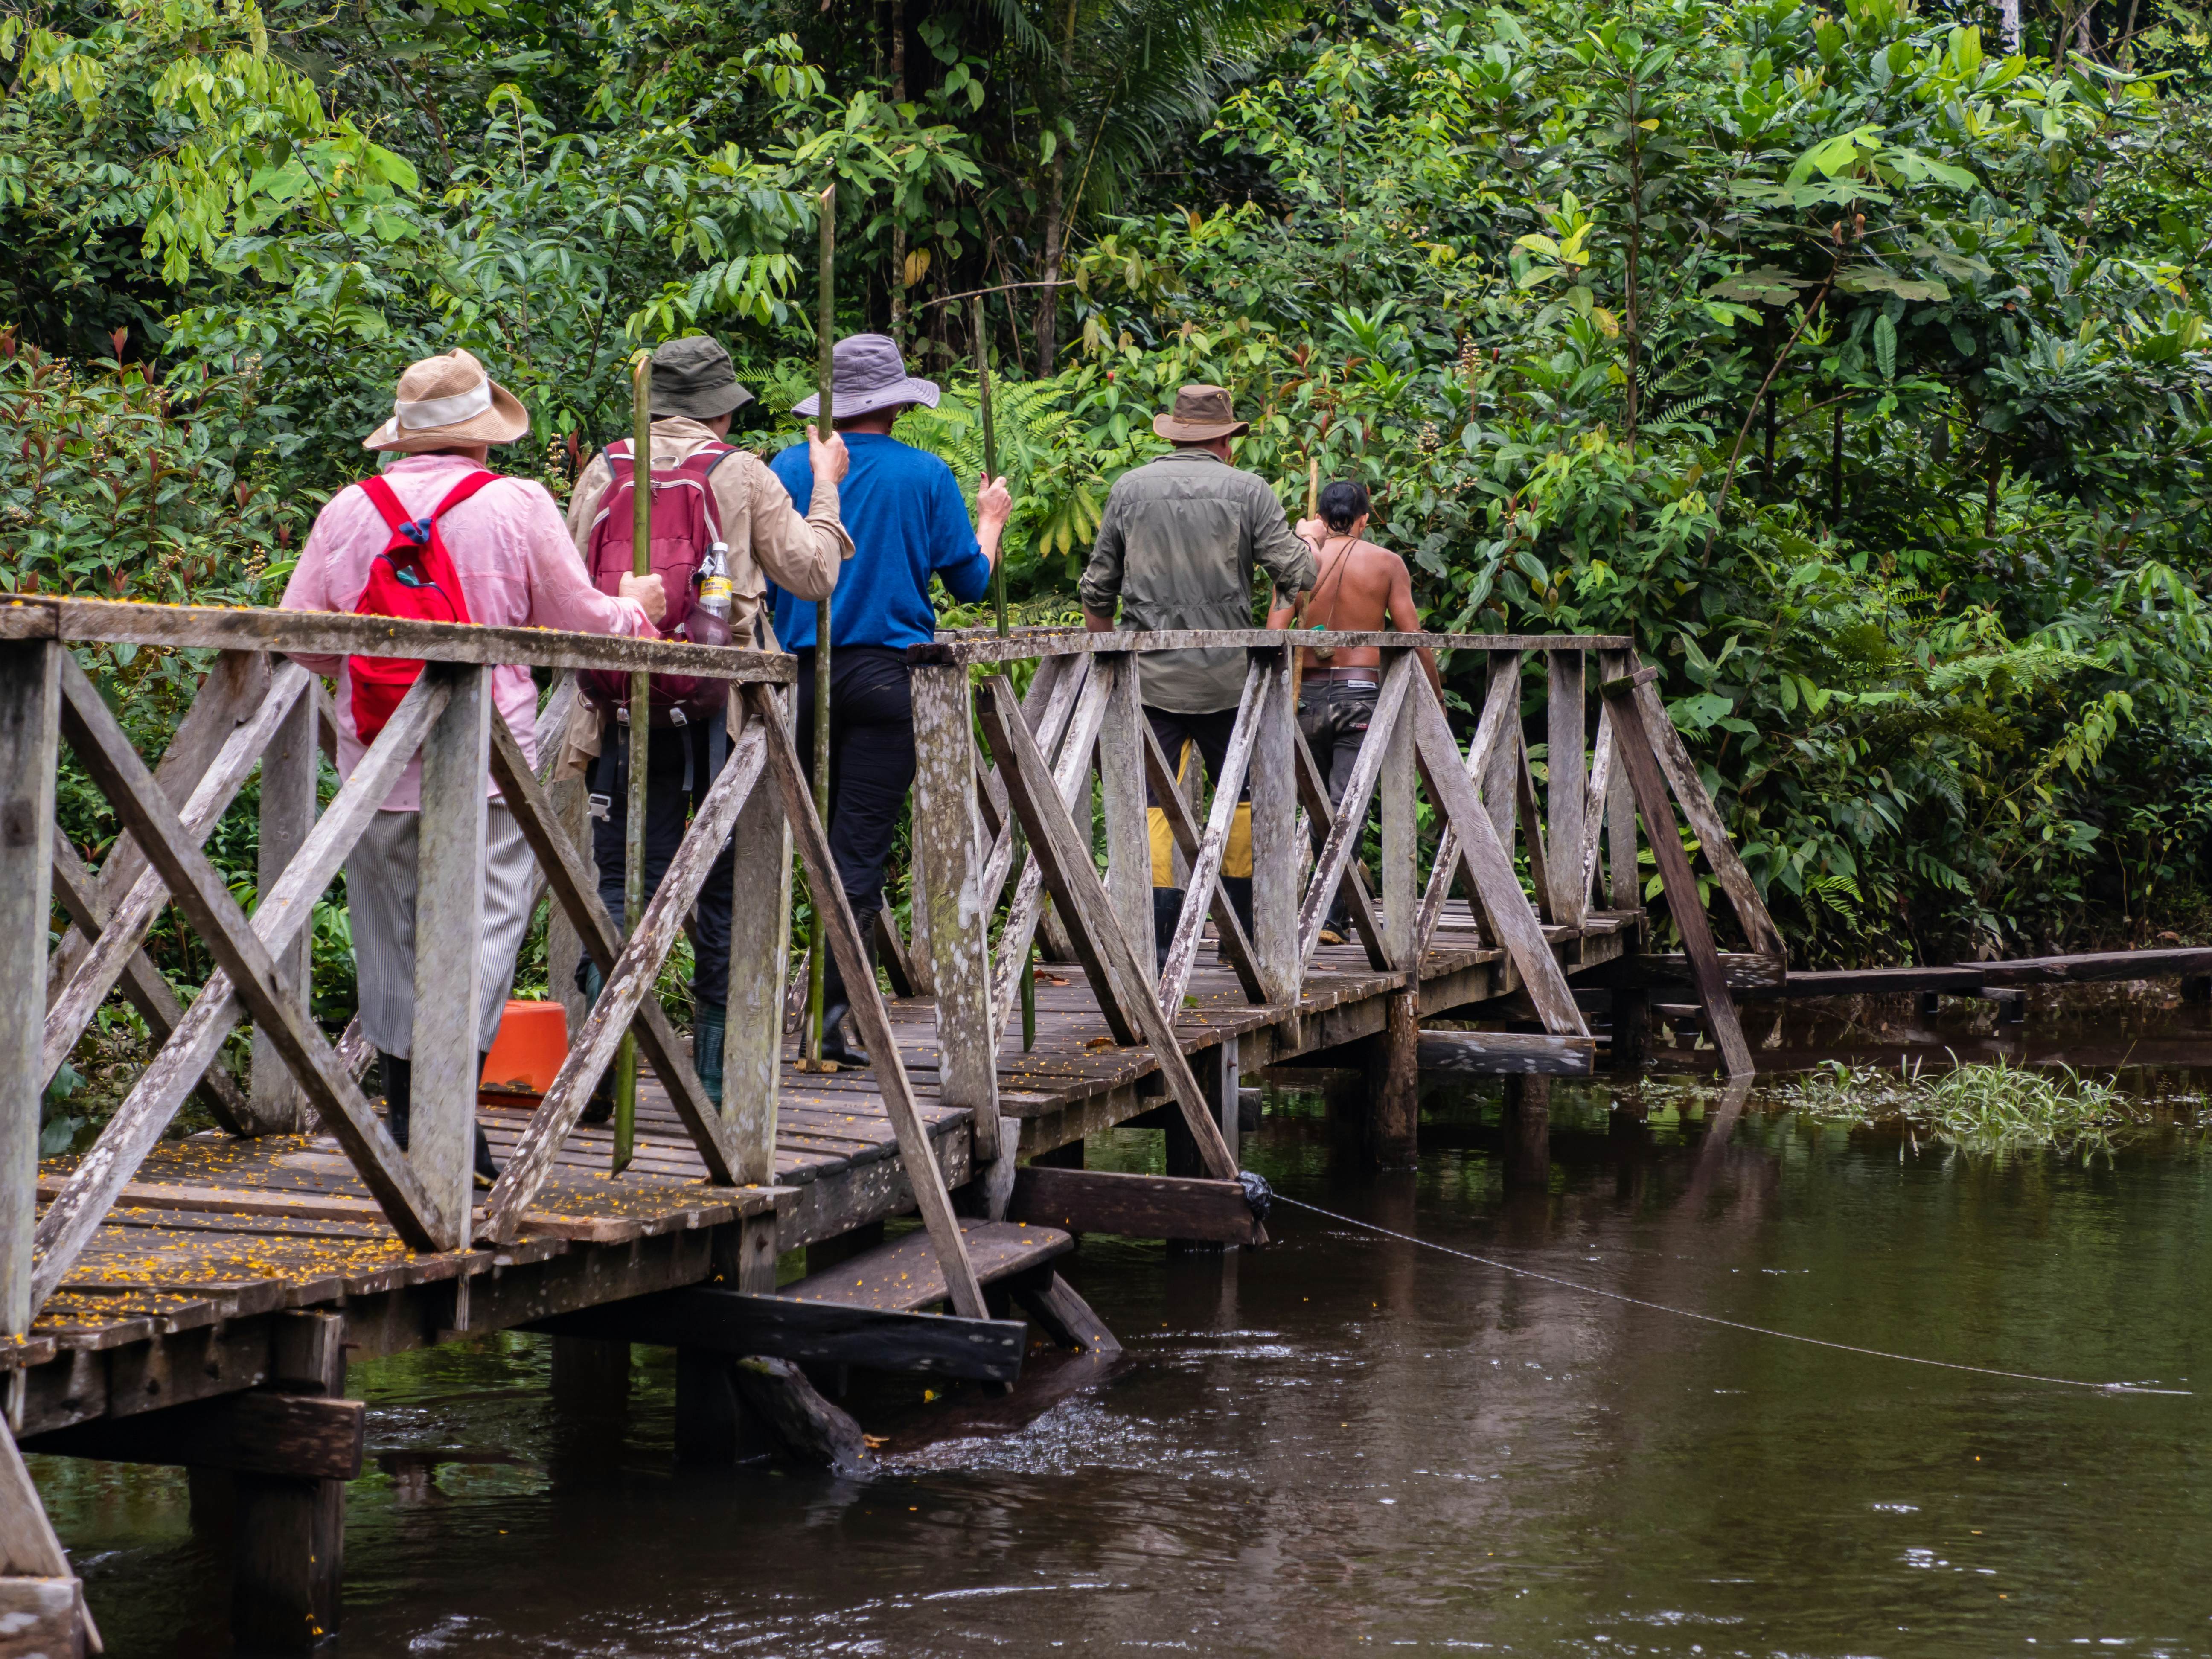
[282,453,655,811]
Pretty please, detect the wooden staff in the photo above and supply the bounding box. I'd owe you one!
[806,184,836,1068]
[970,294,1004,638]
[1291,455,1318,708]
[612,348,652,1173]
[974,295,1032,1044]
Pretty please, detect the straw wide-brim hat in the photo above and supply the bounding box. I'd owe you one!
[363,349,530,453]
[792,333,940,421]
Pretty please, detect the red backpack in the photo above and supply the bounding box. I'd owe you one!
[579,439,729,720]
[349,470,495,745]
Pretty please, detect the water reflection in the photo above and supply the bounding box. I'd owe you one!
[32,992,2212,1657]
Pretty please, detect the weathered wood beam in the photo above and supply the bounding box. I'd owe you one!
[0,596,795,682]
[1415,651,1522,956]
[741,681,992,1322]
[484,719,766,1236]
[905,631,1630,666]
[1157,661,1266,1016]
[1405,675,1588,1037]
[976,678,1240,1180]
[0,641,60,1340]
[1139,720,1265,1004]
[1290,726,1391,970]
[1294,652,1416,968]
[533,1288,1028,1382]
[409,663,492,1236]
[1623,651,1786,960]
[989,665,1117,1043]
[47,837,250,1134]
[41,661,455,1278]
[1599,668,1754,1077]
[43,663,314,1094]
[1007,1166,1260,1244]
[1546,649,1587,928]
[486,709,740,1182]
[1011,1271,1121,1358]
[45,649,270,1000]
[22,1391,363,1481]
[911,663,1001,1157]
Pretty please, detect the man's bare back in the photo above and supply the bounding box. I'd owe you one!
[1266,504,1441,693]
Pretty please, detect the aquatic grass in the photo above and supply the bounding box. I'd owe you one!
[1784,1054,2142,1163]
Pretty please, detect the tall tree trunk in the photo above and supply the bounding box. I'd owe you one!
[887,0,909,346]
[1034,149,1067,377]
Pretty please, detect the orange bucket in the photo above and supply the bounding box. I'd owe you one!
[479,999,569,1106]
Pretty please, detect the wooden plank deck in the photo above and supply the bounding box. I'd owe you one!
[7,901,1639,1432]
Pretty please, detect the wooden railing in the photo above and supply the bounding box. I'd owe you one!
[900,626,1785,1190]
[0,600,1781,1351]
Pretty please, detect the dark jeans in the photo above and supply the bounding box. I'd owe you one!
[1298,680,1379,932]
[591,717,735,1006]
[794,646,915,924]
[1298,680,1380,814]
[1143,705,1250,812]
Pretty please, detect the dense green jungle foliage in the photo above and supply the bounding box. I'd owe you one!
[5,0,2212,1132]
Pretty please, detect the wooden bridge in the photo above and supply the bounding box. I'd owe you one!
[0,599,1792,1654]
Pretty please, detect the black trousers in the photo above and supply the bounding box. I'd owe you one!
[1298,681,1379,813]
[1298,681,1379,932]
[591,718,734,1007]
[1143,705,1250,812]
[794,646,914,925]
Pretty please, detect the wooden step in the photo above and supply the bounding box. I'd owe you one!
[778,1218,1072,1313]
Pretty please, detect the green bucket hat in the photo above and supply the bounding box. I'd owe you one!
[649,335,756,421]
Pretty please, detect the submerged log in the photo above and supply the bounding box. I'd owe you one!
[727,1356,869,1474]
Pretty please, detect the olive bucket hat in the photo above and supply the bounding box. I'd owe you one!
[649,335,757,421]
[1153,384,1249,442]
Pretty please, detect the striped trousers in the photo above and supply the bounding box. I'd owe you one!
[345,801,537,1058]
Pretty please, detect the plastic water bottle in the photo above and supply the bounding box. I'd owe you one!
[689,541,734,649]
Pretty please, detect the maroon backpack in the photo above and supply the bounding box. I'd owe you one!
[579,439,731,720]
[349,470,493,744]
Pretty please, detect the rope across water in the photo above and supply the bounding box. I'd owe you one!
[1270,1193,2190,1397]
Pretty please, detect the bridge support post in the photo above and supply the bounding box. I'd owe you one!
[248,683,316,1135]
[230,1312,349,1654]
[1362,990,1419,1169]
[1502,1075,1551,1189]
[1609,986,1649,1071]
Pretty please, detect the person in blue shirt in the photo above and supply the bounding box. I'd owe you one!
[768,332,1010,1067]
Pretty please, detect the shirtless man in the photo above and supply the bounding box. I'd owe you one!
[1266,480,1441,941]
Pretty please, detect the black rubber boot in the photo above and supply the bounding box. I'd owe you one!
[474,1050,501,1187]
[817,914,874,1070]
[1152,887,1186,972]
[379,1052,411,1150]
[576,960,614,1124]
[1222,876,1256,945]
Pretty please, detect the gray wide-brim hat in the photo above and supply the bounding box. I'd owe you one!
[793,333,939,420]
[649,335,756,421]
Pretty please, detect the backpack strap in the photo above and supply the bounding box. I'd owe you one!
[355,469,501,548]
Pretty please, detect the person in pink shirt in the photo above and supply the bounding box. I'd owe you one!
[281,349,667,1182]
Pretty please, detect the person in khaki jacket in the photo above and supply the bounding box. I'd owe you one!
[1078,384,1317,963]
[562,334,850,1108]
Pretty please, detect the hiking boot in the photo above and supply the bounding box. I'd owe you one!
[379,1052,412,1150]
[816,915,875,1069]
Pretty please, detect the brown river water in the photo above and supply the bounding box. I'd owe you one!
[33,987,2212,1656]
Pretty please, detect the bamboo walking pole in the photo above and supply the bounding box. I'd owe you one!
[805,184,836,1068]
[972,297,1034,1048]
[1290,455,1319,709]
[613,348,653,1173]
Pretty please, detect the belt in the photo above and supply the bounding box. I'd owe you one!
[1304,667,1380,687]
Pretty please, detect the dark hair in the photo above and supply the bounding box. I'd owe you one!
[1318,479,1370,534]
